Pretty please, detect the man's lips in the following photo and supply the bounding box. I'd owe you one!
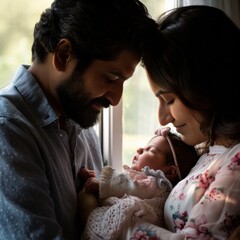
[91,103,103,111]
[90,98,110,110]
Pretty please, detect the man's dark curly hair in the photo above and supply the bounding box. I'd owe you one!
[32,0,158,73]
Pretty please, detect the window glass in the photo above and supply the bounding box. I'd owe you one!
[0,0,51,89]
[122,0,175,166]
[122,65,159,166]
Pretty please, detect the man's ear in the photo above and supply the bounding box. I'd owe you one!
[53,39,72,71]
[163,165,178,181]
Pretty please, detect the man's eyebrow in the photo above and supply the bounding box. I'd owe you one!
[110,71,129,80]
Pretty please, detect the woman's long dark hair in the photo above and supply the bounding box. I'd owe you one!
[143,5,240,148]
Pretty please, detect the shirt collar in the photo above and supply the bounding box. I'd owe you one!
[209,145,228,155]
[12,65,58,127]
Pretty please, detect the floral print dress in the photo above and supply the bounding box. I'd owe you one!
[124,143,240,240]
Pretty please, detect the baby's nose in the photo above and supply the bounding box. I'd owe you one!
[136,147,144,154]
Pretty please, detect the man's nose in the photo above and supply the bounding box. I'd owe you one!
[105,82,124,106]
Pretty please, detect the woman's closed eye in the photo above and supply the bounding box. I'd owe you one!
[161,93,176,105]
[166,99,174,105]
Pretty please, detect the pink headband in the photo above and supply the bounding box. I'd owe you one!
[155,127,182,180]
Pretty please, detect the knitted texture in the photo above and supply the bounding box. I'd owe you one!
[100,165,172,199]
[82,166,172,240]
[81,194,168,240]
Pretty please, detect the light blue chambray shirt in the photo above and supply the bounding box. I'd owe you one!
[0,65,104,240]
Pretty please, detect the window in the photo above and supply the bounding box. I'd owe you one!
[0,0,51,89]
[102,1,175,170]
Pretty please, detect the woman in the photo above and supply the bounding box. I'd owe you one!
[125,5,240,240]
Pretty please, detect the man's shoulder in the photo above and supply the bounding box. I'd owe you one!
[0,85,22,118]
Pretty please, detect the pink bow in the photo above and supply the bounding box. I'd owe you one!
[155,126,171,137]
[155,126,182,180]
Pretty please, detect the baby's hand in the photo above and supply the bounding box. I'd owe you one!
[78,166,96,183]
[84,177,100,196]
[78,167,99,196]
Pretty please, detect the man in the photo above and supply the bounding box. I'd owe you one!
[0,0,157,239]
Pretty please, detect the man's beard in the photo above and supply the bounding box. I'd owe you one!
[56,72,110,128]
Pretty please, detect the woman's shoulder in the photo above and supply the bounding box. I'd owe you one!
[230,142,240,151]
[222,143,240,161]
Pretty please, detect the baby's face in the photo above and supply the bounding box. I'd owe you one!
[131,135,171,171]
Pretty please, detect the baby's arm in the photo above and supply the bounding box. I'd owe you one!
[99,165,171,199]
[77,167,100,226]
[78,167,99,196]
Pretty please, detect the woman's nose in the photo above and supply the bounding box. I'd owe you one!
[158,104,174,126]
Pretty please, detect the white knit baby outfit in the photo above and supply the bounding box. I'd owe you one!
[81,165,172,240]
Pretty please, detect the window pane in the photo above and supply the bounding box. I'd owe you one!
[122,65,159,166]
[0,0,51,89]
[122,0,175,166]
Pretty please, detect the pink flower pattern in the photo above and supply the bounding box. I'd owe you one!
[130,226,160,240]
[129,148,240,239]
[197,170,215,190]
[164,148,240,239]
[228,152,240,171]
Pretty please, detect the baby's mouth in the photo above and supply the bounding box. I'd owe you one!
[132,155,138,164]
